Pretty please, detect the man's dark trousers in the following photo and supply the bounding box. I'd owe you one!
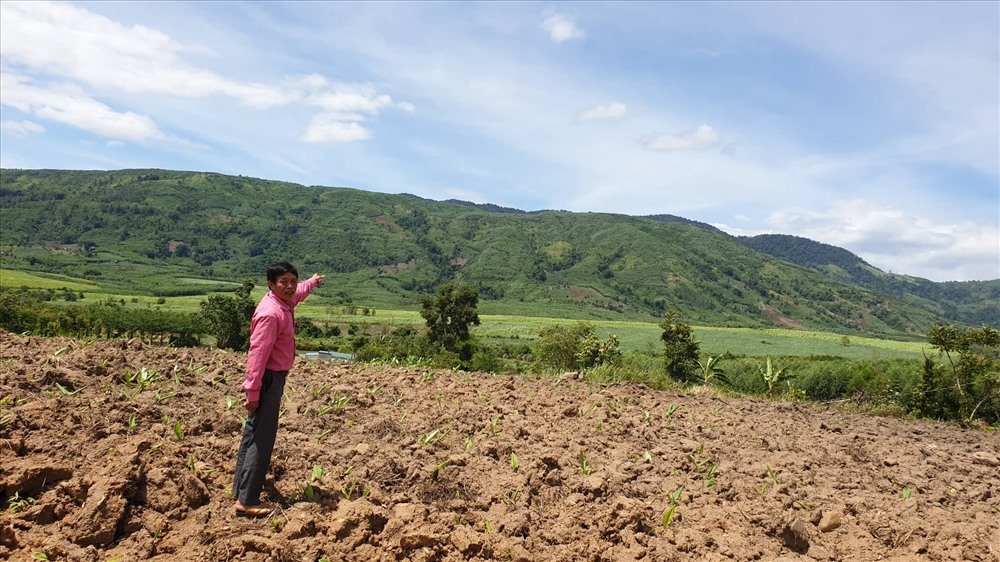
[233,369,286,505]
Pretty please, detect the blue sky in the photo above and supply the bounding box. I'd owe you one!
[1,1,997,282]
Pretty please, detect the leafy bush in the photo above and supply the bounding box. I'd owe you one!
[660,312,700,383]
[536,322,621,370]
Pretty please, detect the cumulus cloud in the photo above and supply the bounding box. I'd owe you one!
[578,102,627,121]
[2,74,164,141]
[643,124,720,151]
[303,116,371,143]
[0,119,45,136]
[542,12,583,43]
[0,1,409,143]
[764,200,1000,281]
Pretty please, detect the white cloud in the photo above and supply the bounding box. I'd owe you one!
[762,200,1000,281]
[643,125,721,152]
[578,102,627,121]
[305,85,393,116]
[542,12,583,43]
[303,115,371,143]
[0,1,408,143]
[0,119,45,136]
[1,74,164,141]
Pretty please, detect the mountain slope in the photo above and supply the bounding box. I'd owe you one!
[1,168,992,335]
[740,234,999,327]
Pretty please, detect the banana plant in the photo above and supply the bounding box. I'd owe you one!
[697,353,732,386]
[759,356,792,398]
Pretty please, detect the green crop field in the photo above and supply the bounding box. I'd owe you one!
[1,265,930,361]
[0,269,100,292]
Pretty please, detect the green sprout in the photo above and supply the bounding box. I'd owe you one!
[311,465,325,482]
[766,465,781,486]
[8,492,36,513]
[661,505,677,530]
[579,450,594,475]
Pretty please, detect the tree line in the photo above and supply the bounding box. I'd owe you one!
[1,283,996,425]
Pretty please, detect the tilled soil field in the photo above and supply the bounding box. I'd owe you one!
[1,330,998,561]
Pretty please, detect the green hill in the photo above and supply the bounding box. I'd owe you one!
[1,168,994,337]
[740,234,998,327]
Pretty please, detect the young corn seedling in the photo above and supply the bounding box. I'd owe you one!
[172,421,184,440]
[579,450,595,475]
[431,460,451,480]
[510,453,519,471]
[667,483,683,502]
[657,485,684,530]
[665,403,680,418]
[422,428,447,446]
[703,463,718,488]
[303,483,317,501]
[124,367,158,395]
[502,488,522,505]
[311,465,325,483]
[55,383,82,396]
[481,413,502,435]
[127,413,137,432]
[766,465,781,486]
[661,505,677,530]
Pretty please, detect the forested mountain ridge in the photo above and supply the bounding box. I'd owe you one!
[739,234,998,327]
[1,168,995,335]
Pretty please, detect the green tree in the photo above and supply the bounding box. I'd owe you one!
[576,333,622,369]
[924,324,1000,423]
[537,322,622,370]
[420,283,480,360]
[660,312,700,383]
[200,279,255,350]
[538,322,594,370]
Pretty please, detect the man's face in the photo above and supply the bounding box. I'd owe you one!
[268,272,298,304]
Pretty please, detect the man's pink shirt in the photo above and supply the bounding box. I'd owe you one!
[242,277,319,402]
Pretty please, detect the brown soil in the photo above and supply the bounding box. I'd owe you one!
[757,303,808,330]
[1,331,998,561]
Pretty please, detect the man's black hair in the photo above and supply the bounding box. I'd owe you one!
[266,262,299,283]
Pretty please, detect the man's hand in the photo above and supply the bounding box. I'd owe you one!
[245,399,259,415]
[310,273,325,286]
